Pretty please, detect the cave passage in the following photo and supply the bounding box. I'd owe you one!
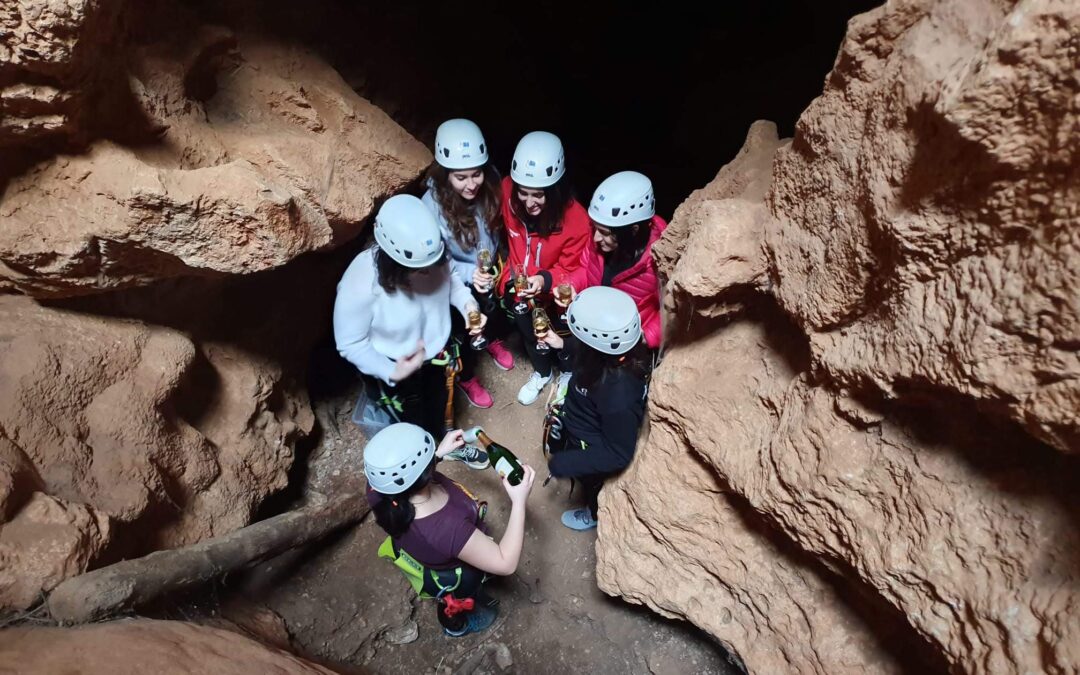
[199,0,880,218]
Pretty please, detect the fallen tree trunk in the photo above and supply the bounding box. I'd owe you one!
[48,495,369,624]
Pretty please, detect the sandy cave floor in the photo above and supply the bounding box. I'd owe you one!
[225,338,743,675]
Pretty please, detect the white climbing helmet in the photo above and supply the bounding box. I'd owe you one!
[589,171,656,228]
[363,422,436,494]
[373,194,445,268]
[510,131,565,188]
[434,118,489,170]
[566,286,642,355]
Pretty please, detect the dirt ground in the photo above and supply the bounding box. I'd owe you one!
[228,342,741,674]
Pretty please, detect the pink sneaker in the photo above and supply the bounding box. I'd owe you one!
[486,340,515,371]
[457,377,494,408]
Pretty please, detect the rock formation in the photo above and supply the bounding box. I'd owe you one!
[0,618,336,674]
[0,0,124,148]
[598,1,1080,673]
[1,9,428,297]
[0,0,429,611]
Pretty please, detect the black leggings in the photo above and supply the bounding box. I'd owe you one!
[547,424,608,520]
[369,360,449,441]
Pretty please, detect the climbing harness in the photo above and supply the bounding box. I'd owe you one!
[375,481,488,619]
[377,536,463,599]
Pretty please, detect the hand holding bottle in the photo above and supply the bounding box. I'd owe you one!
[503,464,536,505]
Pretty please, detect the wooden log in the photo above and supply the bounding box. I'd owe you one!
[47,495,369,624]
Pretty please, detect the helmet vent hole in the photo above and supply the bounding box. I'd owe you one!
[403,250,413,259]
[442,148,450,158]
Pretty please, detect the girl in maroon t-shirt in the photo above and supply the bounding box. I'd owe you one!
[364,423,536,637]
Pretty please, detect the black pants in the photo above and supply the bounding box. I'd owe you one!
[422,564,487,631]
[502,287,568,378]
[579,475,606,520]
[547,423,607,520]
[369,360,449,441]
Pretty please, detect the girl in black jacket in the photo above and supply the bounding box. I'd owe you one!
[538,286,650,530]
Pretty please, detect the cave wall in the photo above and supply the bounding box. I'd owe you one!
[0,0,429,611]
[597,1,1079,673]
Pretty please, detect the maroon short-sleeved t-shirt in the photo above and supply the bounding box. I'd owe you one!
[368,472,486,569]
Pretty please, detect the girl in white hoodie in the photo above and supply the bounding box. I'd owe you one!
[334,194,488,458]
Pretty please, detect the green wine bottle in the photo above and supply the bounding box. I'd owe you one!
[466,427,524,485]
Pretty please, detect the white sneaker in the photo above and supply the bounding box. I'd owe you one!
[517,372,552,405]
[552,371,572,406]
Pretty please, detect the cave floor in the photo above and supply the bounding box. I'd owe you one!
[228,336,739,675]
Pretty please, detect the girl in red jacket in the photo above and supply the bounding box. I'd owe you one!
[557,171,666,351]
[474,131,590,406]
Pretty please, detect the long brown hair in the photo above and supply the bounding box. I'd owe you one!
[426,162,502,250]
[509,177,573,238]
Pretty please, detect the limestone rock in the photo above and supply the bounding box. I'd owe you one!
[766,0,1080,453]
[0,492,110,610]
[0,290,314,609]
[0,618,337,674]
[0,0,125,147]
[599,2,1079,672]
[0,28,430,297]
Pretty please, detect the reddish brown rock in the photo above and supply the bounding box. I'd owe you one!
[0,0,428,612]
[0,492,110,610]
[657,121,784,325]
[0,25,430,297]
[0,618,337,674]
[0,0,124,147]
[0,287,316,610]
[598,416,906,674]
[0,435,41,522]
[599,2,1079,672]
[766,0,1080,453]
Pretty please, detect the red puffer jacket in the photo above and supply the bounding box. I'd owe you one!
[569,216,666,348]
[496,177,591,296]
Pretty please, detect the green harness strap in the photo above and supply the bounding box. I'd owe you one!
[378,536,462,599]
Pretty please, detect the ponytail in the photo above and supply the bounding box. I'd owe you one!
[373,496,416,538]
[370,458,437,538]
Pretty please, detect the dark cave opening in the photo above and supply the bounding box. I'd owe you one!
[195,0,880,217]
